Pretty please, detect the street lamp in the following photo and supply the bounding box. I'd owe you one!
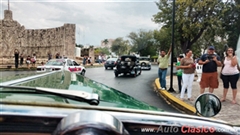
[168,0,176,93]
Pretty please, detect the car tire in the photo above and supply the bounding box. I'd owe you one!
[138,69,142,75]
[115,72,118,77]
[133,69,137,77]
[81,70,86,76]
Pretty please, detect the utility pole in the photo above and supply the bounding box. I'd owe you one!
[168,0,176,93]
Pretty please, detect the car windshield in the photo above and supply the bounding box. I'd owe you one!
[107,58,118,61]
[139,57,150,61]
[120,56,137,61]
[45,60,64,66]
[1,0,239,129]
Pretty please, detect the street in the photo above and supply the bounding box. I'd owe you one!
[85,65,179,113]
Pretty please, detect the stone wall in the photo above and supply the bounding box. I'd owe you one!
[0,10,75,65]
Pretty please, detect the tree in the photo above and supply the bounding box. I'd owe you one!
[128,30,157,56]
[111,37,130,56]
[152,0,225,52]
[102,39,109,45]
[95,47,110,55]
[221,0,240,49]
[75,43,84,48]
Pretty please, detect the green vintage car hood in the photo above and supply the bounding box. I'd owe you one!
[0,71,163,112]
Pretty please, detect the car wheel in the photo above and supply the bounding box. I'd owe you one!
[81,70,86,76]
[133,69,137,77]
[115,72,118,77]
[138,69,142,75]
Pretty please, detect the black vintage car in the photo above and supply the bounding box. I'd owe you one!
[114,55,142,77]
[104,57,118,70]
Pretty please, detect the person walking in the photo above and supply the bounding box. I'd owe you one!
[220,47,239,104]
[176,49,196,101]
[14,49,19,69]
[157,46,172,90]
[198,46,222,94]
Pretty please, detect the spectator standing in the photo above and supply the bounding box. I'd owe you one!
[220,47,239,104]
[176,55,184,93]
[88,57,92,65]
[198,46,222,94]
[31,53,36,67]
[48,52,52,61]
[26,55,31,69]
[157,46,172,90]
[83,56,87,66]
[20,54,24,67]
[176,49,196,101]
[98,55,102,64]
[56,52,60,59]
[14,49,19,69]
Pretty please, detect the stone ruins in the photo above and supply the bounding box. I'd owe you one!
[0,10,76,65]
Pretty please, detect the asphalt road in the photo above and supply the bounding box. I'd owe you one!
[85,65,180,113]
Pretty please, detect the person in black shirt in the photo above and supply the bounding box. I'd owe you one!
[14,49,19,69]
[198,46,222,94]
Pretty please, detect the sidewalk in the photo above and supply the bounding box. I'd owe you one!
[154,68,240,125]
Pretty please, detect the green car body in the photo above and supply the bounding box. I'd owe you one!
[0,71,163,112]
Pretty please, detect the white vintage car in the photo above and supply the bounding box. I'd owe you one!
[36,58,86,76]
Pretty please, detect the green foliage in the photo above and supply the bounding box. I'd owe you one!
[76,44,84,48]
[153,0,226,53]
[221,1,240,49]
[111,37,131,55]
[95,47,110,55]
[102,39,109,45]
[128,30,157,56]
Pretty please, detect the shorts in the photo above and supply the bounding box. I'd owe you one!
[200,72,219,89]
[221,73,239,89]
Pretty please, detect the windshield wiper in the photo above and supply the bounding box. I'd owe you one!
[0,85,100,105]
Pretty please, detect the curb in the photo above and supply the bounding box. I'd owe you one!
[154,78,196,115]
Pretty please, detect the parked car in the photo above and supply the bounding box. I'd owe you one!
[36,58,86,76]
[104,57,118,69]
[139,56,151,70]
[0,71,239,135]
[114,55,142,77]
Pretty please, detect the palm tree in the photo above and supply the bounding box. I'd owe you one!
[103,39,109,45]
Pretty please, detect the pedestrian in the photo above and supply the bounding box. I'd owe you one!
[20,54,24,67]
[176,49,196,101]
[31,53,36,67]
[14,49,19,69]
[198,46,222,94]
[26,55,31,69]
[176,55,184,93]
[56,52,60,59]
[220,47,239,104]
[88,57,92,66]
[82,56,87,66]
[157,46,172,90]
[48,52,52,60]
[98,55,102,64]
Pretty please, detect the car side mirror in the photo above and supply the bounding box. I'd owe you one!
[195,93,221,117]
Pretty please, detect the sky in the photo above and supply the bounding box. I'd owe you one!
[0,0,162,46]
